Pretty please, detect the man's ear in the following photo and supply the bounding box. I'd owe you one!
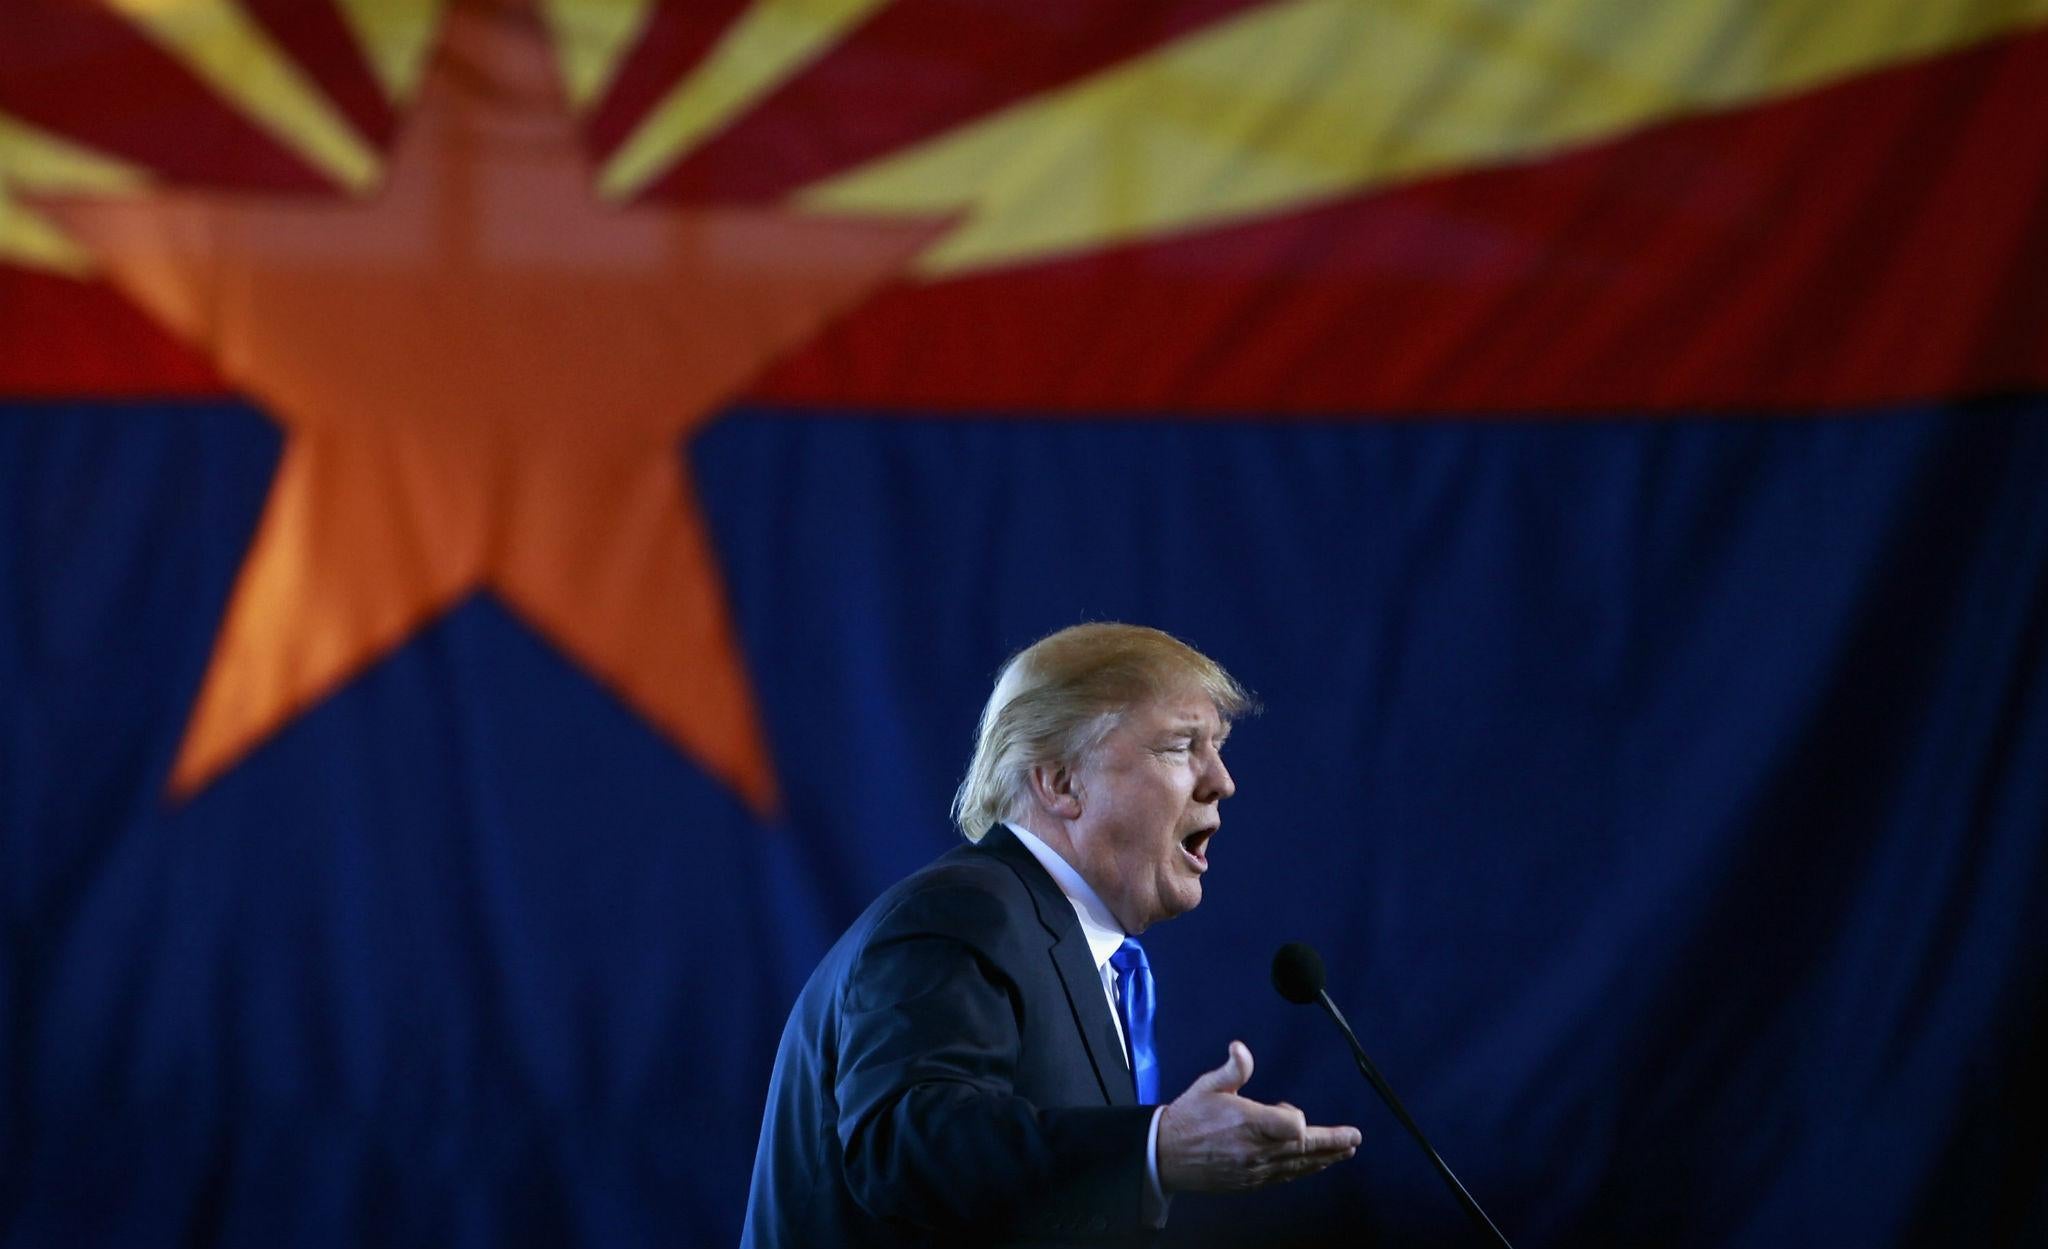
[1027,761,1084,820]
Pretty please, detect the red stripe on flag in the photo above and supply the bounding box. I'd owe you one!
[242,0,398,150]
[582,0,752,160]
[0,270,224,395]
[627,0,1267,205]
[0,0,337,191]
[752,25,2048,416]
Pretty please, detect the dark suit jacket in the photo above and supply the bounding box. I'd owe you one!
[740,825,1159,1248]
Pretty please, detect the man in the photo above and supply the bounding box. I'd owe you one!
[742,623,1360,1247]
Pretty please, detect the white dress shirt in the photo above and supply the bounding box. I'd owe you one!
[1007,823,1171,1223]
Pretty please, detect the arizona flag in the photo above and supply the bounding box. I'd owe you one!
[2,1,2043,1245]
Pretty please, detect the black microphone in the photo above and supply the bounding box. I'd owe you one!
[1273,941,1513,1249]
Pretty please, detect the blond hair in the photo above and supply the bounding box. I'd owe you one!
[951,622,1253,841]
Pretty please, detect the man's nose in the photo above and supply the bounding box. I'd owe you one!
[1199,751,1235,802]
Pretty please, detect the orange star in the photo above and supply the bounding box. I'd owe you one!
[41,1,944,817]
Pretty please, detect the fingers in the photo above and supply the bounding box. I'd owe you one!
[1248,1142,1353,1188]
[1248,1100,1308,1144]
[1290,1149,1357,1174]
[1243,1096,1358,1149]
[1164,1040,1361,1194]
[1301,1124,1363,1154]
[1186,1041,1254,1096]
[1262,1121,1358,1186]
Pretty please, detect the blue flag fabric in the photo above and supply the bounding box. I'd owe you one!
[5,2,2048,1245]
[4,397,2045,1247]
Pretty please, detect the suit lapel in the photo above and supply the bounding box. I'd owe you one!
[980,826,1137,1107]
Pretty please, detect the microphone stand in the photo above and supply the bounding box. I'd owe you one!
[1316,988,1514,1249]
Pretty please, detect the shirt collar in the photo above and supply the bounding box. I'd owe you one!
[1005,822,1129,971]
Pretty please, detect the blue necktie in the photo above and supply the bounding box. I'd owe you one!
[1111,938,1158,1103]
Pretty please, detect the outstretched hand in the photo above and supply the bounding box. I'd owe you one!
[1157,1041,1362,1193]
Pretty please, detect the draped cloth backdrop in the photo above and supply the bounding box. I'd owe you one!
[3,1,2045,1245]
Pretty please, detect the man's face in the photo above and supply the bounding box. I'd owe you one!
[1065,686,1236,934]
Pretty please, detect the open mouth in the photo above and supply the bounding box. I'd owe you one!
[1179,827,1215,871]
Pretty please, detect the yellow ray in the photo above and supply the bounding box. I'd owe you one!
[104,0,381,192]
[0,194,101,276]
[598,0,892,200]
[332,0,446,102]
[800,0,2048,275]
[539,0,656,110]
[0,113,152,275]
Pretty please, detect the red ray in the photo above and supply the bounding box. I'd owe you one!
[241,0,399,150]
[0,270,224,395]
[752,23,2048,416]
[10,11,2044,414]
[624,0,1269,205]
[0,0,333,190]
[581,0,752,158]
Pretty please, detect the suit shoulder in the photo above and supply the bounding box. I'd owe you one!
[862,844,1040,953]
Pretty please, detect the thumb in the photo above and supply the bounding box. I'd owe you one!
[1188,1040,1254,1095]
